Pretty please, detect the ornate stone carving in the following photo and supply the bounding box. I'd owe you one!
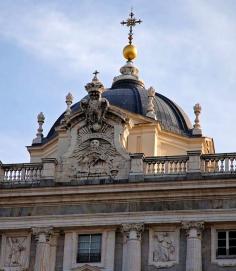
[68,123,127,179]
[81,72,109,132]
[57,73,131,182]
[146,87,157,120]
[192,103,202,135]
[182,221,204,237]
[153,232,176,262]
[32,112,45,144]
[121,223,144,240]
[0,233,31,271]
[149,227,179,268]
[32,226,53,241]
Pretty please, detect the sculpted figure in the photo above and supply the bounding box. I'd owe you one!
[81,72,109,132]
[6,237,27,267]
[153,232,175,262]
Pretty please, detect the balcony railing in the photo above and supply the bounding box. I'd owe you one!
[1,152,236,185]
[201,153,236,173]
[1,163,43,183]
[144,156,189,175]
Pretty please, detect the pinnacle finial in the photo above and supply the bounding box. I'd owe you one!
[65,92,73,117]
[32,112,45,144]
[193,103,202,135]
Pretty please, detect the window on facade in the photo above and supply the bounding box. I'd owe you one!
[77,234,102,263]
[217,231,236,258]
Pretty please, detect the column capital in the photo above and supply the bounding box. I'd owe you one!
[182,221,204,238]
[182,221,204,231]
[32,226,54,242]
[121,223,144,240]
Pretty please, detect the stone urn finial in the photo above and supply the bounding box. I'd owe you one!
[192,103,202,135]
[65,92,73,117]
[32,112,45,144]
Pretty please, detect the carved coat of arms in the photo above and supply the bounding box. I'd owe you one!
[59,73,130,181]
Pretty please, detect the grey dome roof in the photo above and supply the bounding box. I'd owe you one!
[45,79,192,142]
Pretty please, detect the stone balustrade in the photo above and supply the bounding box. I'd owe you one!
[1,152,236,185]
[201,153,236,173]
[144,155,189,175]
[0,163,43,183]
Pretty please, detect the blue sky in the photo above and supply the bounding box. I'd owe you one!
[0,0,236,162]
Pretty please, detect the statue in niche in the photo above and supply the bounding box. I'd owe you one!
[153,232,175,262]
[5,237,27,267]
[71,138,120,178]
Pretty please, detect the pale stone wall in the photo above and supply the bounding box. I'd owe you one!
[114,232,123,271]
[55,233,64,271]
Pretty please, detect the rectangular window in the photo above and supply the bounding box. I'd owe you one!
[217,231,236,258]
[77,234,102,263]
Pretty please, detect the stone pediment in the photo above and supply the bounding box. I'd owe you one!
[72,264,101,271]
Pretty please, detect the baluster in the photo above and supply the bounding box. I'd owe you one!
[33,168,37,180]
[213,158,219,172]
[4,170,8,181]
[230,158,234,172]
[169,161,173,173]
[183,161,187,172]
[174,161,178,173]
[220,158,225,172]
[9,169,13,181]
[152,162,156,174]
[155,162,159,174]
[225,157,229,172]
[37,168,41,179]
[21,168,26,181]
[28,168,33,181]
[164,161,169,174]
[161,161,165,174]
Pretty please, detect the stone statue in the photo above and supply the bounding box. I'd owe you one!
[153,232,175,262]
[5,237,27,267]
[80,71,109,132]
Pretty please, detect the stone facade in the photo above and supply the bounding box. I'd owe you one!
[1,19,236,271]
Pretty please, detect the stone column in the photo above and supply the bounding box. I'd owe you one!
[33,227,54,271]
[121,223,144,271]
[182,221,204,271]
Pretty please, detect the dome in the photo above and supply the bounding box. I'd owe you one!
[45,78,192,143]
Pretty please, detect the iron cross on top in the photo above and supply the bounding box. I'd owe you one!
[121,9,142,45]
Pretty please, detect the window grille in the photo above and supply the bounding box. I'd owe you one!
[77,234,102,263]
[217,231,236,258]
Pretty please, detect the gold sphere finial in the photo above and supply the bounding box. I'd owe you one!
[121,9,142,61]
[123,44,137,61]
